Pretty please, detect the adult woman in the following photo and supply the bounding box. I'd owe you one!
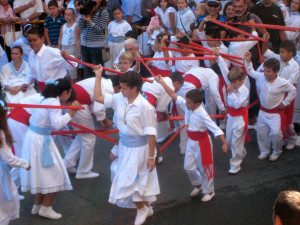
[0,46,36,103]
[11,24,33,61]
[94,66,160,225]
[223,2,235,21]
[78,0,109,78]
[286,0,300,49]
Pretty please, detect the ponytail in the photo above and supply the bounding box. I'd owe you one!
[42,78,72,98]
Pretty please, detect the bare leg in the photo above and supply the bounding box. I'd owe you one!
[34,193,44,205]
[42,193,56,207]
[134,201,144,209]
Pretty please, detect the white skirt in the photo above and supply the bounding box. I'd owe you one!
[20,129,73,194]
[5,86,36,103]
[109,142,160,205]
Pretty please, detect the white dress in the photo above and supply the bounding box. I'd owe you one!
[154,6,177,35]
[104,93,160,204]
[0,131,28,225]
[20,97,73,194]
[0,61,36,103]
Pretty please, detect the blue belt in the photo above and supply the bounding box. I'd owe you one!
[29,124,53,168]
[119,132,147,148]
[0,157,16,200]
[107,34,126,43]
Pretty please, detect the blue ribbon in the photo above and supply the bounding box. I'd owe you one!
[29,125,54,168]
[0,100,7,110]
[45,79,59,86]
[119,132,147,148]
[0,157,16,200]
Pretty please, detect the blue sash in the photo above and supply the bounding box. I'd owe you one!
[29,124,54,168]
[107,33,126,43]
[119,132,147,148]
[0,157,16,200]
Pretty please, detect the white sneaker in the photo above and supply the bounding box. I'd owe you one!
[75,172,99,179]
[248,123,257,130]
[285,143,295,150]
[269,154,280,162]
[147,206,154,217]
[201,192,215,202]
[19,195,25,200]
[66,166,77,174]
[31,204,41,215]
[156,136,167,143]
[190,186,202,197]
[180,149,186,155]
[258,154,269,160]
[228,168,241,175]
[38,206,62,219]
[157,156,163,164]
[134,206,150,225]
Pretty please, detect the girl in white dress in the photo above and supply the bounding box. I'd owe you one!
[20,79,80,220]
[0,46,36,103]
[94,67,160,225]
[154,0,177,35]
[286,0,300,50]
[0,100,30,225]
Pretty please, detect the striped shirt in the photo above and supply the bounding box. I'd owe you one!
[44,14,66,45]
[78,8,109,48]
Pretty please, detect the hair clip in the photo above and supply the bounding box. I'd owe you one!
[45,79,59,86]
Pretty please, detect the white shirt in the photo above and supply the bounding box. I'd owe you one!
[285,14,300,44]
[184,67,226,111]
[154,6,177,34]
[176,7,195,34]
[16,93,44,114]
[245,62,296,108]
[228,31,258,66]
[104,93,157,136]
[29,97,72,130]
[176,96,224,137]
[108,20,132,39]
[227,84,249,109]
[142,77,174,112]
[152,51,173,71]
[264,49,300,84]
[26,45,78,85]
[13,0,43,20]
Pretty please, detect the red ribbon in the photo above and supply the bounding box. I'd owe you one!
[135,56,218,61]
[226,21,300,31]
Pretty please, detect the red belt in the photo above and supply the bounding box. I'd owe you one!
[8,107,31,126]
[152,66,171,77]
[143,91,157,107]
[184,74,202,89]
[72,84,92,105]
[186,130,215,180]
[260,106,287,139]
[37,81,46,92]
[228,105,250,142]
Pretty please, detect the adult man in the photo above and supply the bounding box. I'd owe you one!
[250,0,286,53]
[13,0,43,26]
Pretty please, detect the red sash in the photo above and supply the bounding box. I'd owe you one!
[8,107,31,126]
[37,81,46,92]
[186,130,215,180]
[184,74,202,89]
[152,66,171,77]
[143,92,157,107]
[231,65,248,76]
[72,84,92,105]
[228,105,250,142]
[175,69,185,75]
[260,106,287,139]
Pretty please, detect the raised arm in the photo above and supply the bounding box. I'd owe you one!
[155,75,178,101]
[244,51,263,80]
[94,65,105,104]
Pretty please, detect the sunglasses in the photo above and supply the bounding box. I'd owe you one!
[207,2,220,7]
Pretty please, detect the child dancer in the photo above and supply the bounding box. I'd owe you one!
[117,52,140,73]
[0,100,30,225]
[105,7,132,74]
[154,0,177,35]
[58,8,81,84]
[156,75,228,201]
[176,0,195,36]
[94,67,160,225]
[20,79,80,219]
[245,53,296,161]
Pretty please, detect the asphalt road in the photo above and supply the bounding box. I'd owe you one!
[10,124,300,225]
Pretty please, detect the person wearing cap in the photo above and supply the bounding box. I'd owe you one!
[10,24,33,62]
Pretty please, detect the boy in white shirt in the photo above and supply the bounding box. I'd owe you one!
[245,53,296,161]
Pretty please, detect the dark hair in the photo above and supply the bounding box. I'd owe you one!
[11,46,23,54]
[67,88,76,103]
[210,63,222,77]
[110,75,120,87]
[223,2,233,19]
[263,58,281,72]
[42,78,72,98]
[178,36,190,45]
[227,26,242,38]
[156,32,170,46]
[75,0,84,5]
[186,89,204,104]
[233,0,247,5]
[274,191,300,225]
[125,30,138,40]
[288,0,300,12]
[228,67,245,82]
[48,0,58,8]
[27,26,44,38]
[159,0,173,8]
[205,24,221,39]
[112,6,123,13]
[170,72,184,84]
[0,100,13,148]
[119,71,143,92]
[65,8,76,15]
[99,0,107,8]
[280,40,297,57]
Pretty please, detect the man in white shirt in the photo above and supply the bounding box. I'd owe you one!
[14,0,44,26]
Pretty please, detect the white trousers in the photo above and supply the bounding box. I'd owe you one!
[157,120,170,140]
[184,138,214,194]
[226,115,246,171]
[257,110,282,156]
[64,105,96,175]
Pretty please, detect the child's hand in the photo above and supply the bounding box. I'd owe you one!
[244,51,252,63]
[248,18,255,24]
[109,152,117,161]
[277,102,285,110]
[155,75,164,84]
[204,15,213,22]
[100,118,113,130]
[71,101,81,110]
[263,32,270,41]
[147,158,156,171]
[83,14,92,23]
[212,47,220,57]
[227,85,234,93]
[61,50,70,58]
[26,164,31,171]
[94,64,103,77]
[175,31,186,40]
[222,143,228,153]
